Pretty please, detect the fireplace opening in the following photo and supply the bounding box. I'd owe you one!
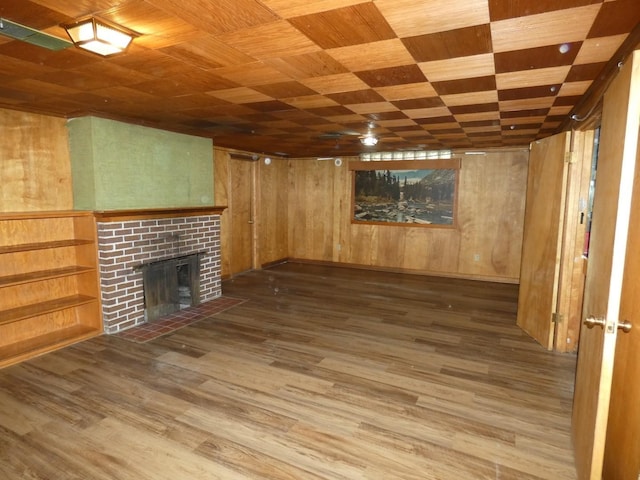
[141,254,201,322]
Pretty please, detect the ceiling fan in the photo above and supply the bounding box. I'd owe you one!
[316,129,361,140]
[318,122,379,146]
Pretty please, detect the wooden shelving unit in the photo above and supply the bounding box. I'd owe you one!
[0,211,103,368]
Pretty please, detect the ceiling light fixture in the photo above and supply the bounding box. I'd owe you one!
[360,122,379,147]
[63,17,137,56]
[361,134,378,146]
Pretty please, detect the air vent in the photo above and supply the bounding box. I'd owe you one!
[0,18,72,51]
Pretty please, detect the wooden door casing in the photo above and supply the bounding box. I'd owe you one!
[554,130,593,352]
[572,50,640,480]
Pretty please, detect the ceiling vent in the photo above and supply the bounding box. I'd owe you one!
[0,18,72,51]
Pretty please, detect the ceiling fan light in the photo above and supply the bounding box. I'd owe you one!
[361,135,378,146]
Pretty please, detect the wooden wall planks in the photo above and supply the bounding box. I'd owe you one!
[255,156,289,267]
[2,109,528,283]
[287,151,528,282]
[0,110,73,212]
[288,159,340,261]
[458,151,528,278]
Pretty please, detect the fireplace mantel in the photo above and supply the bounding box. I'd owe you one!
[93,206,226,222]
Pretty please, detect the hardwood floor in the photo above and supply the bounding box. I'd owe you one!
[0,263,577,479]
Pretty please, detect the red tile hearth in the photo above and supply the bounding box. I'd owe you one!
[115,296,246,343]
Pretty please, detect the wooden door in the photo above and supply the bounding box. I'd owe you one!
[214,150,257,279]
[572,50,640,480]
[601,52,640,479]
[517,132,570,349]
[229,157,255,276]
[603,121,640,480]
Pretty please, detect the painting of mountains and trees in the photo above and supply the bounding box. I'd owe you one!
[351,160,458,227]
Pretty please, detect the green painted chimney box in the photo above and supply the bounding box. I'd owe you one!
[68,117,214,210]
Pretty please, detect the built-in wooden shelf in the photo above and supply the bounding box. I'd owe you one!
[0,211,103,368]
[0,266,95,288]
[0,295,97,325]
[0,239,93,254]
[0,325,99,369]
[0,210,95,220]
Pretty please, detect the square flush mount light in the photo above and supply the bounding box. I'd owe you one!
[63,17,137,56]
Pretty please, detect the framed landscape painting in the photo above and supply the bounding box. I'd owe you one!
[349,159,460,227]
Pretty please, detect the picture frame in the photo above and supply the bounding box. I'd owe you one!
[349,159,460,227]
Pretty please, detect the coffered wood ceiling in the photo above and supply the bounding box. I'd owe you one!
[0,0,638,157]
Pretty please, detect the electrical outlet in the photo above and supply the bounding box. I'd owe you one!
[336,243,342,252]
[473,253,480,262]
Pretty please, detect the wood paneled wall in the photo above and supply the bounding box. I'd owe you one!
[287,151,528,282]
[255,157,289,267]
[0,110,73,212]
[2,109,527,283]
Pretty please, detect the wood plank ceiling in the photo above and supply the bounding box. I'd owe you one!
[0,0,638,157]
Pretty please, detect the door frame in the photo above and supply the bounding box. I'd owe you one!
[572,48,640,480]
[554,130,594,352]
[214,148,258,279]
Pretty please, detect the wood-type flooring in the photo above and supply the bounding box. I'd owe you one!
[0,263,578,479]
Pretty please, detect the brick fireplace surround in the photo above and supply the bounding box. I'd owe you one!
[94,207,226,333]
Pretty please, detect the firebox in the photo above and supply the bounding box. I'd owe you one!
[140,253,202,321]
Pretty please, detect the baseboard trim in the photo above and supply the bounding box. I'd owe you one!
[260,257,289,270]
[283,258,519,285]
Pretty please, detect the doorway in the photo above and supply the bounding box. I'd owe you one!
[214,149,257,279]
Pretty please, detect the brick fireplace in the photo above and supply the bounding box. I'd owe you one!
[94,207,225,333]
